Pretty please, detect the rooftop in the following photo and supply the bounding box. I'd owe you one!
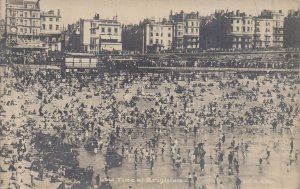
[41,10,61,18]
[142,18,173,25]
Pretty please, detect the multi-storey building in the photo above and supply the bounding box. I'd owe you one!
[254,10,284,48]
[0,19,4,37]
[253,18,273,48]
[272,10,284,47]
[79,14,122,53]
[0,19,4,50]
[40,9,62,51]
[224,10,254,49]
[140,18,173,53]
[170,11,200,50]
[201,9,285,50]
[284,9,300,48]
[5,0,45,51]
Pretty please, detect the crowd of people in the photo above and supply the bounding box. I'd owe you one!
[0,52,63,65]
[138,54,299,69]
[0,54,299,189]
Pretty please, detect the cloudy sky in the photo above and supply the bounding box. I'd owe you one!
[1,0,299,25]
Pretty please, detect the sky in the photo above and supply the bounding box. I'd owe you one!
[1,0,300,25]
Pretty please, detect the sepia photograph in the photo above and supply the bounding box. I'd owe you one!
[0,0,299,188]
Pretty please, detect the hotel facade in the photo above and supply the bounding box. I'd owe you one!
[79,14,122,53]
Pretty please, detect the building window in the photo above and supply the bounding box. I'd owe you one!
[56,25,59,30]
[24,28,27,33]
[161,33,163,37]
[237,19,239,23]
[236,26,239,31]
[114,28,118,33]
[243,20,245,24]
[196,29,198,33]
[192,22,194,26]
[156,33,159,36]
[231,26,233,32]
[150,39,153,44]
[247,27,250,32]
[42,17,46,21]
[56,18,59,22]
[50,18,53,21]
[49,24,53,30]
[42,24,45,30]
[168,33,171,37]
[248,20,250,24]
[150,26,153,30]
[101,27,105,33]
[168,27,171,30]
[191,28,194,33]
[243,26,245,32]
[150,32,153,37]
[161,40,163,44]
[108,28,111,33]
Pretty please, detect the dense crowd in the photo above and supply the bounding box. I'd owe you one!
[1,51,299,72]
[138,54,299,69]
[0,56,299,189]
[0,52,63,65]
